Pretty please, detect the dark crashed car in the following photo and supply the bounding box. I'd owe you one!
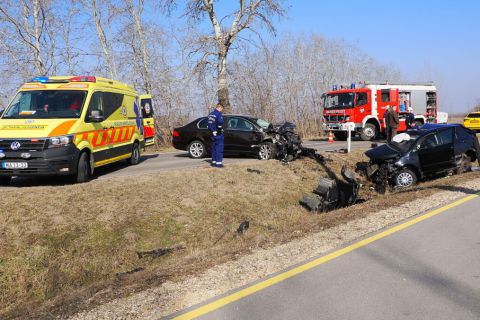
[364,124,480,188]
[172,115,277,159]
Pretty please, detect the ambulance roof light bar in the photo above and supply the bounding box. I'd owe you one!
[69,76,96,82]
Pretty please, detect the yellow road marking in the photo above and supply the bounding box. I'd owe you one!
[172,193,480,320]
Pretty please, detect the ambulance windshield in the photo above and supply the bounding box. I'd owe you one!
[2,90,87,119]
[323,93,354,109]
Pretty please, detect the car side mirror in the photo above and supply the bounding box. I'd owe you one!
[88,110,105,122]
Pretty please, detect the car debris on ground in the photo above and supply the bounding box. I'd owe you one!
[264,121,365,211]
[300,165,362,212]
[115,267,144,279]
[137,244,186,259]
[236,220,250,235]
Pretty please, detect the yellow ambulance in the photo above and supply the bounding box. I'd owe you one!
[0,76,149,184]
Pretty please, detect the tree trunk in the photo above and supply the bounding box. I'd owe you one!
[217,52,231,112]
[32,0,46,75]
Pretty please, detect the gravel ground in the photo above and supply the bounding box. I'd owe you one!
[68,177,480,320]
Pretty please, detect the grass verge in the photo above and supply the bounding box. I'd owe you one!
[0,151,479,318]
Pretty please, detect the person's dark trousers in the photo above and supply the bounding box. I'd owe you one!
[215,134,224,166]
[386,127,397,142]
[211,136,217,164]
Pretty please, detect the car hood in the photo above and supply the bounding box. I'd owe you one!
[365,144,402,162]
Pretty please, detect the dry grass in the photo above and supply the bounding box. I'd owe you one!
[1,152,479,319]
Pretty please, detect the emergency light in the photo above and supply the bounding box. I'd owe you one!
[31,76,49,83]
[350,83,355,89]
[332,85,338,91]
[69,76,96,82]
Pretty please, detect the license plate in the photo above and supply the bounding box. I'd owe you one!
[2,162,28,169]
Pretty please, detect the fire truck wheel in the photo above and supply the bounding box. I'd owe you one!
[333,132,348,141]
[75,152,91,183]
[0,176,12,185]
[128,142,141,165]
[360,123,377,141]
[393,168,417,188]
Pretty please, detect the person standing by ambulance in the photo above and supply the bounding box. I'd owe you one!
[208,103,225,168]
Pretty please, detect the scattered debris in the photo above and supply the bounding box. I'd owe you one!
[137,245,185,259]
[115,267,144,279]
[300,165,362,213]
[247,168,263,174]
[236,220,250,235]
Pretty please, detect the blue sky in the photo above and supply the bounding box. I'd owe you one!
[273,0,480,113]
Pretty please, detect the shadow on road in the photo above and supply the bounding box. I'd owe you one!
[1,154,161,188]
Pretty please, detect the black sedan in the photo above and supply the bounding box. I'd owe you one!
[364,124,480,187]
[172,115,275,159]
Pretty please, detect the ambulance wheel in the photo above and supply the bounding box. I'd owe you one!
[188,140,206,158]
[75,152,91,183]
[0,176,12,185]
[360,123,377,141]
[393,168,417,188]
[258,142,274,160]
[128,142,141,165]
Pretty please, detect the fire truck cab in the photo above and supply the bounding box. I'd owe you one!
[322,81,440,141]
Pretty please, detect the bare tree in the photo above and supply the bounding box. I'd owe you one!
[125,0,152,93]
[82,0,118,78]
[164,0,286,112]
[0,0,53,75]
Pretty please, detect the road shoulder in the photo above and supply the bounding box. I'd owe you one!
[70,177,480,320]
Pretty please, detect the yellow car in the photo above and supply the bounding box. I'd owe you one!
[0,76,151,184]
[464,111,480,131]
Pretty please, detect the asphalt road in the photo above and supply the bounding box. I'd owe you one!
[96,139,374,179]
[181,194,480,320]
[2,139,374,186]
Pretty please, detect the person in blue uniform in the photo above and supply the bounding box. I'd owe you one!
[207,103,224,168]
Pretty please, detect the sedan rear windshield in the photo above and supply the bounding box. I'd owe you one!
[2,90,87,119]
[467,113,480,118]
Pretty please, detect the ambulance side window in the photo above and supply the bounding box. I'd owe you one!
[86,92,104,120]
[141,98,153,117]
[103,92,124,118]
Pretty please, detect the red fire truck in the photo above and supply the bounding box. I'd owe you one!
[322,81,441,141]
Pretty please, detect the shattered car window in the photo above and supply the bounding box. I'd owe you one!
[390,131,420,151]
[256,118,270,129]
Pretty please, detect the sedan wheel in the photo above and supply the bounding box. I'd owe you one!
[393,168,417,188]
[258,142,274,160]
[188,140,206,158]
